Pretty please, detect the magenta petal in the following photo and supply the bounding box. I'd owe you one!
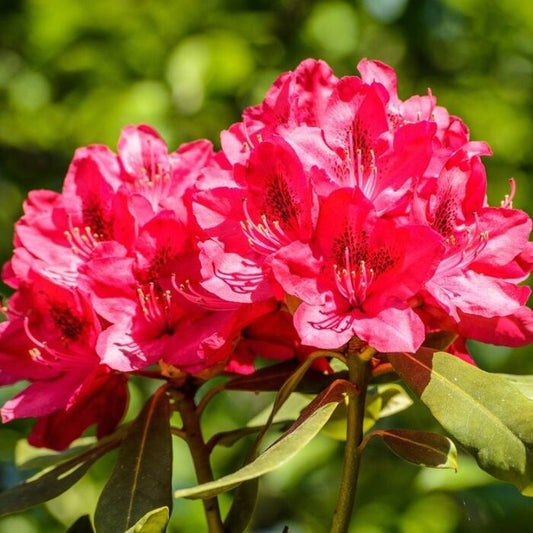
[427,271,529,319]
[28,367,128,450]
[272,241,322,305]
[118,124,169,179]
[350,306,425,353]
[294,302,424,353]
[1,369,89,422]
[458,307,533,347]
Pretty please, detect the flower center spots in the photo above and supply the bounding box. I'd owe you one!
[264,171,300,227]
[136,245,175,285]
[432,192,457,239]
[331,120,378,196]
[149,245,173,278]
[349,118,373,170]
[49,303,86,342]
[331,229,396,307]
[436,213,489,275]
[82,198,113,241]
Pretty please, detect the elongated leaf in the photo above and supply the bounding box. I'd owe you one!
[94,387,173,533]
[497,374,533,400]
[376,428,458,469]
[16,437,99,470]
[16,429,127,470]
[222,357,339,533]
[125,506,169,533]
[376,383,414,418]
[175,379,355,500]
[0,437,120,517]
[388,349,533,495]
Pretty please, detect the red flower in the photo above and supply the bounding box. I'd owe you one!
[0,272,128,450]
[273,188,444,352]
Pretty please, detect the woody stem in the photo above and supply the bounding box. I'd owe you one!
[176,386,224,533]
[330,349,372,533]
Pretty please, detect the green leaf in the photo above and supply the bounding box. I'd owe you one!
[322,383,414,440]
[376,383,414,418]
[217,354,344,532]
[388,349,533,495]
[497,374,533,400]
[174,379,355,500]
[94,386,173,533]
[15,437,98,470]
[376,428,458,469]
[66,514,95,533]
[0,436,120,517]
[15,430,127,470]
[124,507,169,533]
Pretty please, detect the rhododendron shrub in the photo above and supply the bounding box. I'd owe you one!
[0,59,532,532]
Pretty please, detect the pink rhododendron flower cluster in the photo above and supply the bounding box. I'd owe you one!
[1,59,532,450]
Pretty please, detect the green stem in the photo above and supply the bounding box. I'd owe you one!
[177,388,224,533]
[330,351,372,533]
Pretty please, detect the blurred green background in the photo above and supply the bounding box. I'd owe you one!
[1,0,533,531]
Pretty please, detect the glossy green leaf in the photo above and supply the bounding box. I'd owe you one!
[497,374,533,400]
[15,437,98,470]
[376,383,414,418]
[15,430,127,470]
[0,437,120,517]
[389,349,533,495]
[377,428,458,469]
[125,506,169,533]
[220,357,339,532]
[94,387,173,533]
[174,379,355,500]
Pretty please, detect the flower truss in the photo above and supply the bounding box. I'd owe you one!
[0,59,532,532]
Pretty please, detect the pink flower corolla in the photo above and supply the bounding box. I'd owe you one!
[221,59,338,165]
[193,135,317,304]
[414,149,533,346]
[116,125,214,223]
[285,74,437,215]
[0,271,127,450]
[356,58,490,174]
[5,146,127,289]
[5,125,213,290]
[80,208,276,375]
[77,211,223,373]
[272,188,444,352]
